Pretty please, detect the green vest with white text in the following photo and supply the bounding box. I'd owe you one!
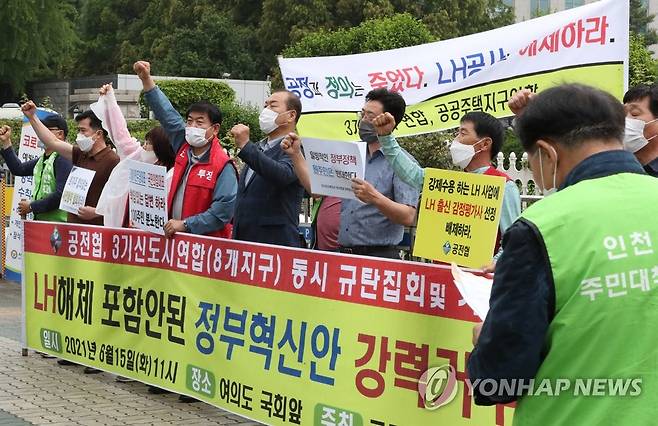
[512,172,658,425]
[32,153,67,222]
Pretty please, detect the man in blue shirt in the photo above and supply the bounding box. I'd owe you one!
[134,61,237,238]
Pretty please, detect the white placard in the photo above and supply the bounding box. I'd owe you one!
[451,262,493,321]
[5,123,42,276]
[59,166,96,215]
[126,159,168,235]
[302,138,367,200]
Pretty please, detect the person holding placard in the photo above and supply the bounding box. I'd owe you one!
[94,83,175,228]
[468,84,658,425]
[0,115,72,222]
[135,61,238,239]
[373,110,521,267]
[282,88,419,259]
[21,101,119,226]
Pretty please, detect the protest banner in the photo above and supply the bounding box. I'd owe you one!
[302,138,366,199]
[59,166,96,215]
[279,0,628,141]
[414,170,505,268]
[4,109,54,281]
[24,221,514,425]
[126,159,168,235]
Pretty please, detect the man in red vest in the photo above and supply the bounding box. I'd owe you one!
[134,61,238,238]
[373,111,521,267]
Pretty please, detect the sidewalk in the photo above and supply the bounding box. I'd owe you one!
[0,279,260,426]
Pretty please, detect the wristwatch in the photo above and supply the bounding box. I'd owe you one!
[183,220,189,232]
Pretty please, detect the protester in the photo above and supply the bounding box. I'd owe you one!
[373,110,521,267]
[229,90,305,247]
[282,88,419,259]
[468,84,658,425]
[21,101,119,227]
[94,83,175,228]
[134,61,238,239]
[0,116,72,222]
[621,84,658,176]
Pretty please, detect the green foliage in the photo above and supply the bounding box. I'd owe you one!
[397,132,455,171]
[275,14,436,88]
[0,0,79,92]
[138,79,236,118]
[630,0,658,46]
[217,103,264,155]
[629,32,658,87]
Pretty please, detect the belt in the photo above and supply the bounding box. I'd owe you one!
[339,245,396,255]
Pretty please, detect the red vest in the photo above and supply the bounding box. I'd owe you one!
[483,165,513,253]
[168,138,236,238]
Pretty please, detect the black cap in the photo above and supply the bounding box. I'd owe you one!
[42,114,68,138]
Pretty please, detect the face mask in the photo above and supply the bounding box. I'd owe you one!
[259,108,281,134]
[358,120,379,144]
[623,117,658,153]
[185,126,210,148]
[537,146,558,196]
[76,133,94,152]
[141,149,158,164]
[449,138,483,169]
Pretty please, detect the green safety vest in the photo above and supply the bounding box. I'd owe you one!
[32,153,67,222]
[512,172,658,425]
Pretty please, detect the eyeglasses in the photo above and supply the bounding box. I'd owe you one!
[356,110,378,121]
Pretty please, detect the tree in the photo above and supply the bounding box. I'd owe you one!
[630,0,658,47]
[629,32,658,87]
[0,0,78,92]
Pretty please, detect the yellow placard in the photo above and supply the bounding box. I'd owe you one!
[414,169,506,268]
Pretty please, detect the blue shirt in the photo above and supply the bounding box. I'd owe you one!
[338,146,420,247]
[143,86,237,235]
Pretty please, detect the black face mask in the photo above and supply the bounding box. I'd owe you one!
[358,120,379,144]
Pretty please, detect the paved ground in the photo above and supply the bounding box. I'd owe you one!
[0,279,260,426]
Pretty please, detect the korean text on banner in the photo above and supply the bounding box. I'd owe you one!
[302,138,366,200]
[24,221,514,425]
[414,169,505,268]
[126,159,168,235]
[59,166,96,215]
[5,121,44,277]
[278,0,628,141]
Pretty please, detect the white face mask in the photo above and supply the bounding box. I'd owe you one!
[259,108,281,134]
[449,138,483,169]
[141,149,158,164]
[537,147,558,196]
[76,133,94,152]
[185,126,210,148]
[623,117,658,153]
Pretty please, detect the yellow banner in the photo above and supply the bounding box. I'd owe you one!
[414,170,506,268]
[297,63,624,141]
[23,222,514,425]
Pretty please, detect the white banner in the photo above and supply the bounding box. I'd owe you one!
[279,0,629,140]
[302,138,366,200]
[59,166,96,215]
[5,123,43,276]
[126,159,168,235]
